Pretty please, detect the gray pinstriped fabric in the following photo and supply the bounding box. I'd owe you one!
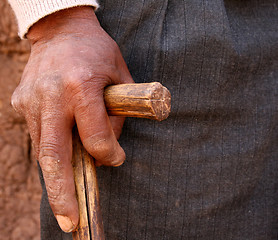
[40,1,278,239]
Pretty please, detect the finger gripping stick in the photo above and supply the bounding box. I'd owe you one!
[72,82,171,240]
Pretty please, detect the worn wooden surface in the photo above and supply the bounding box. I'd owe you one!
[72,130,104,240]
[104,82,171,121]
[72,82,171,240]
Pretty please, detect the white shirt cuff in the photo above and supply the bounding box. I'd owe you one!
[8,0,99,38]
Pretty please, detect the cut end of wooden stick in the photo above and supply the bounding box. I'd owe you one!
[104,82,171,121]
[150,83,171,121]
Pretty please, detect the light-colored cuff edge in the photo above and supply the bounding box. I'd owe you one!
[8,0,99,39]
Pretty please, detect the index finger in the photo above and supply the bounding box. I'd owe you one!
[39,109,79,232]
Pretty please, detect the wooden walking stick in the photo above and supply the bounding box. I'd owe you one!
[71,82,171,240]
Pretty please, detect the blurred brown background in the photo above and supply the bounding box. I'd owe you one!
[0,1,41,239]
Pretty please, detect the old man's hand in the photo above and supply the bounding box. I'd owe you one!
[11,7,133,233]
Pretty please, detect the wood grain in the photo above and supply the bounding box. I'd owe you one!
[104,82,171,121]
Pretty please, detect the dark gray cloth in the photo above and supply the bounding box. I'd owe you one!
[40,0,278,239]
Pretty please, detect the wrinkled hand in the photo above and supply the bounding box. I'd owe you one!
[11,7,133,233]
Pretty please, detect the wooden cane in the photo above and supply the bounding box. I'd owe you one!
[71,82,171,240]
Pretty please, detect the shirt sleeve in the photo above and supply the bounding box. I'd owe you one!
[7,0,99,38]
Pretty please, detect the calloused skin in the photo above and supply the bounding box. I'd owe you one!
[11,7,133,233]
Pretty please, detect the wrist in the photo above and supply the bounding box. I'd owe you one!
[27,6,100,44]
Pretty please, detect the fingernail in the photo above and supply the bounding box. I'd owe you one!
[56,215,75,233]
[114,160,124,167]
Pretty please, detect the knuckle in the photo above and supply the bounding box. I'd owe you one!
[65,68,94,93]
[66,68,86,86]
[65,68,109,95]
[39,145,60,175]
[74,95,92,111]
[69,86,102,112]
[64,72,96,106]
[11,88,30,113]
